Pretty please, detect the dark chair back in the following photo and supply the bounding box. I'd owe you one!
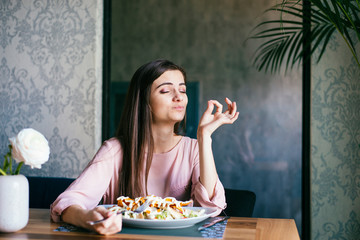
[223,188,256,217]
[27,176,75,209]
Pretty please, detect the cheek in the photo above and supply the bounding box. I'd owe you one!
[149,97,164,113]
[184,95,189,107]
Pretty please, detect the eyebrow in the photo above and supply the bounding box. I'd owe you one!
[155,82,186,89]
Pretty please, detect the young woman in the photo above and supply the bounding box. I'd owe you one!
[50,59,239,235]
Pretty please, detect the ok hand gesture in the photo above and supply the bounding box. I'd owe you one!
[197,98,239,138]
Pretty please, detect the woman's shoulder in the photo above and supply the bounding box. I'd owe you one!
[100,137,122,151]
[179,136,199,152]
[103,137,121,146]
[181,136,198,144]
[92,137,123,163]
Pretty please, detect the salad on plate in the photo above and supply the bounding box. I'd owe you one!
[108,195,206,220]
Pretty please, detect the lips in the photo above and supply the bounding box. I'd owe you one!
[173,106,185,111]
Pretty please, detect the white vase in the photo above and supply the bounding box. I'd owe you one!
[0,174,29,232]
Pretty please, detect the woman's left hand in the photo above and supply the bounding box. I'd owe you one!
[198,98,239,138]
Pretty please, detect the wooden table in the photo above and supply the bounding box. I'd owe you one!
[0,209,300,240]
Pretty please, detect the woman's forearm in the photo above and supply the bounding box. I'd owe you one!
[62,205,89,229]
[197,131,218,199]
[61,205,122,235]
[196,98,239,200]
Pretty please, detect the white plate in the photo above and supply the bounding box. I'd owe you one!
[101,205,216,229]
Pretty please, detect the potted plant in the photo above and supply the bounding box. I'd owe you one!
[248,0,360,73]
[0,128,50,232]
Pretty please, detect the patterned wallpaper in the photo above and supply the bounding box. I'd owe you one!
[311,35,360,239]
[0,0,103,178]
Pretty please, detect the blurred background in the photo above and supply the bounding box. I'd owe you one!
[108,0,302,232]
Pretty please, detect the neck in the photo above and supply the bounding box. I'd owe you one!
[151,124,181,153]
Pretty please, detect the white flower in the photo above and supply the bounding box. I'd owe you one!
[9,128,50,169]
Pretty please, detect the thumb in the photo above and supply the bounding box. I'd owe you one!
[96,206,113,218]
[204,101,214,114]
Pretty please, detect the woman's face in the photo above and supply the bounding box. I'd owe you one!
[149,70,188,126]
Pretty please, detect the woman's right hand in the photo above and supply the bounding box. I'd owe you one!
[85,206,122,235]
[197,98,239,138]
[62,205,122,235]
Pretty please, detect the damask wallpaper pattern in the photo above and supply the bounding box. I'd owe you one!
[311,35,360,239]
[0,0,103,177]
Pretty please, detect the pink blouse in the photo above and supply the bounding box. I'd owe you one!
[50,136,226,222]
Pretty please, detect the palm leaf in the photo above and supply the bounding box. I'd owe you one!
[312,25,336,63]
[248,0,360,74]
[305,0,359,63]
[248,3,305,72]
[286,31,302,68]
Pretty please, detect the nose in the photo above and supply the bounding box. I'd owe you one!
[173,90,183,102]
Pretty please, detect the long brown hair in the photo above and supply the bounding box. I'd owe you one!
[115,59,187,198]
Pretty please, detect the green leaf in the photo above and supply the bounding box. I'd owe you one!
[312,25,336,64]
[0,168,7,176]
[248,0,360,73]
[3,153,10,174]
[14,162,24,175]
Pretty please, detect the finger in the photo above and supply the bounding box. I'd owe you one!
[229,112,239,123]
[101,213,117,228]
[224,98,237,115]
[87,209,113,227]
[100,214,122,235]
[225,97,232,106]
[210,100,223,113]
[95,206,107,212]
[225,98,232,113]
[92,213,121,234]
[230,101,237,116]
[95,206,111,218]
[222,111,239,125]
[204,100,215,114]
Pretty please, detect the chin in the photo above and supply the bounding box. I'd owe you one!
[174,114,186,121]
[169,117,185,124]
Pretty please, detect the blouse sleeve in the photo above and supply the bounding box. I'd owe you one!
[190,140,226,216]
[50,139,121,222]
